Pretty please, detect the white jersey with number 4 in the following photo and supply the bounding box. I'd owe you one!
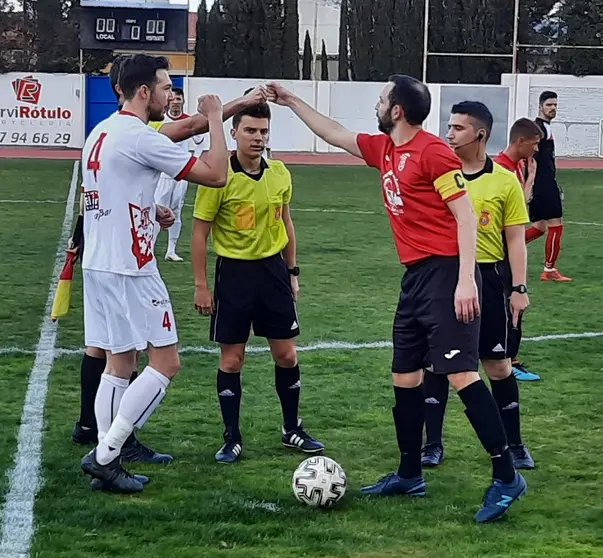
[81,111,196,276]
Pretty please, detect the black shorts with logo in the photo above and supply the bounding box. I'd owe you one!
[478,261,522,361]
[210,254,300,345]
[392,256,481,375]
[529,182,563,222]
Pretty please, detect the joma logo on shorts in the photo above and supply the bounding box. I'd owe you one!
[151,298,170,307]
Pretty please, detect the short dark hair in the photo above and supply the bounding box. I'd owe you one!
[233,103,272,129]
[172,87,184,98]
[451,101,494,139]
[539,91,557,105]
[109,54,131,101]
[509,117,543,142]
[118,54,170,101]
[387,75,431,126]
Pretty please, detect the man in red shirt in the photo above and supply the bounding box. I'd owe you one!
[267,76,526,523]
[494,118,543,382]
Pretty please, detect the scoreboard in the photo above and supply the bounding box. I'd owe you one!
[79,1,188,53]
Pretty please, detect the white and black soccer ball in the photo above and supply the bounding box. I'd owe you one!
[292,456,347,508]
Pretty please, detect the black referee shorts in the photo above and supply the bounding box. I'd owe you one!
[478,261,522,361]
[210,254,300,345]
[529,183,563,222]
[392,256,481,375]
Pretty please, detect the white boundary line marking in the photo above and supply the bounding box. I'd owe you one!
[1,330,602,358]
[2,199,603,227]
[0,161,79,558]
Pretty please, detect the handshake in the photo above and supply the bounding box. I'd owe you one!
[194,82,296,117]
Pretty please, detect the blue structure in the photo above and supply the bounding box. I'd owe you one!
[85,74,184,137]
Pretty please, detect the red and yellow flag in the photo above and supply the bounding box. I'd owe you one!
[51,252,77,322]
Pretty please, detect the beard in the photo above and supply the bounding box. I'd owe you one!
[377,110,394,135]
[149,103,165,122]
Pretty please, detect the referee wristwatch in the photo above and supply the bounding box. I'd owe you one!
[511,284,528,294]
[288,266,300,277]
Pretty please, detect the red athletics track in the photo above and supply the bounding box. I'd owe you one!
[2,146,603,169]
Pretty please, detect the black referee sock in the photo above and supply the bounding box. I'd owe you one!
[79,354,106,431]
[490,374,522,446]
[423,371,450,446]
[393,385,425,480]
[275,364,301,432]
[217,370,242,441]
[458,380,515,484]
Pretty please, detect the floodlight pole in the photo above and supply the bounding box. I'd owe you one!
[422,0,430,82]
[512,0,520,73]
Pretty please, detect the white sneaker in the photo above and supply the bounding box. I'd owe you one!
[165,253,184,262]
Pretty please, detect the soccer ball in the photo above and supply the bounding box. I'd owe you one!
[292,456,347,508]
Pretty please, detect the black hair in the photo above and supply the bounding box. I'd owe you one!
[387,74,431,126]
[109,54,131,102]
[509,117,543,142]
[539,91,557,105]
[233,103,272,129]
[172,87,184,98]
[118,54,170,101]
[451,100,493,139]
[244,87,254,95]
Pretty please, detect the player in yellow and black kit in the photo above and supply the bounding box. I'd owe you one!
[191,101,324,463]
[422,102,535,473]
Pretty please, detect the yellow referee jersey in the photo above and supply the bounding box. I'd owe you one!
[465,158,529,263]
[193,154,292,260]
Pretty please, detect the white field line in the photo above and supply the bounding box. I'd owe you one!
[1,330,602,358]
[1,199,603,227]
[0,161,80,558]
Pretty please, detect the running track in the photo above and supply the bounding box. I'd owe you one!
[2,146,603,168]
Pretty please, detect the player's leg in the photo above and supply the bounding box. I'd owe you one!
[166,180,187,262]
[254,255,323,453]
[72,345,106,444]
[421,368,449,467]
[542,213,571,281]
[424,259,526,522]
[525,220,546,244]
[478,263,535,470]
[155,176,176,258]
[360,271,428,498]
[211,256,254,463]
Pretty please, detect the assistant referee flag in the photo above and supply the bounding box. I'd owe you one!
[50,252,77,321]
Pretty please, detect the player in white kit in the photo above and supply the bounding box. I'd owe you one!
[80,54,229,494]
[153,87,205,261]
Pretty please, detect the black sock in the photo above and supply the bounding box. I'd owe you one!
[393,385,425,479]
[490,374,522,446]
[275,364,300,431]
[458,380,515,483]
[423,371,450,446]
[130,370,138,384]
[217,370,242,441]
[79,354,106,430]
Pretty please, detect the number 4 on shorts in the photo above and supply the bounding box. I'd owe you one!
[162,311,172,332]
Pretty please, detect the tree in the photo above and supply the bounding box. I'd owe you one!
[193,0,208,76]
[263,0,285,78]
[320,40,329,80]
[338,0,349,80]
[205,0,225,77]
[282,0,299,79]
[302,29,312,79]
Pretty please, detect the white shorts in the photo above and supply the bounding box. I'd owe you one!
[83,270,178,354]
[155,176,188,212]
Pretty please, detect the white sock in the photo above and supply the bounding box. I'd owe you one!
[96,366,170,465]
[94,374,129,443]
[167,210,182,254]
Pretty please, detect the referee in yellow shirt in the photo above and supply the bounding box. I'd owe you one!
[191,101,324,463]
[422,101,535,472]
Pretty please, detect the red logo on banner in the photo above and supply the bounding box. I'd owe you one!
[12,76,42,105]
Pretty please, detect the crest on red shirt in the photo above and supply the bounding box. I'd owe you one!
[398,153,411,172]
[479,210,490,227]
[382,169,404,215]
[128,203,155,269]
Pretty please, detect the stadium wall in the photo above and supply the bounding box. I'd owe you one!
[1,71,601,158]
